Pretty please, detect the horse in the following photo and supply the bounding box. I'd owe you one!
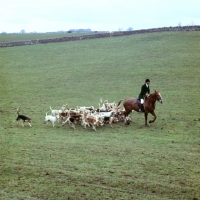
[118,90,163,127]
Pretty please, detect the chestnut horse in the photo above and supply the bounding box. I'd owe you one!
[118,90,163,126]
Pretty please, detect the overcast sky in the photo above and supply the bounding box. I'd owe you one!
[0,0,199,33]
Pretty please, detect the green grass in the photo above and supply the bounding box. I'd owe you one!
[0,31,200,199]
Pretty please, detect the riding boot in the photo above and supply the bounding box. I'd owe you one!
[139,104,144,112]
[137,100,142,112]
[139,104,144,113]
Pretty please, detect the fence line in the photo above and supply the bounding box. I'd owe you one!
[1,26,200,48]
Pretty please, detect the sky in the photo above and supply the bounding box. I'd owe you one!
[0,0,200,33]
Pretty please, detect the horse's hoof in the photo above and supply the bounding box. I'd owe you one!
[149,120,153,123]
[145,124,150,127]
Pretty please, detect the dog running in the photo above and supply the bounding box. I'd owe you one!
[15,107,32,127]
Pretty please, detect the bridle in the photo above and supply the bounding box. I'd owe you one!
[146,92,162,102]
[146,94,157,101]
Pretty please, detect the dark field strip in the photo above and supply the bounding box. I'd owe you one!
[0,26,200,47]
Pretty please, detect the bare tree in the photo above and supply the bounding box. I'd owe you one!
[127,27,133,31]
[20,29,25,34]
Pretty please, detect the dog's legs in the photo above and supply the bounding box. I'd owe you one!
[84,123,87,129]
[71,123,76,129]
[62,117,69,126]
[109,117,113,128]
[22,121,24,127]
[92,125,97,131]
[83,119,89,127]
[82,121,87,129]
[28,122,32,127]
[83,121,90,129]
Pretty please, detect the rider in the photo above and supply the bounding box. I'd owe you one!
[138,79,150,112]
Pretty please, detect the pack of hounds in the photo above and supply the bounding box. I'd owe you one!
[15,99,132,131]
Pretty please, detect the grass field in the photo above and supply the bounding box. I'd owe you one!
[0,31,200,199]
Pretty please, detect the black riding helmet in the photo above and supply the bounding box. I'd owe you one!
[145,79,150,83]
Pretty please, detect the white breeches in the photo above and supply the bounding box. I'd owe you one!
[140,99,144,104]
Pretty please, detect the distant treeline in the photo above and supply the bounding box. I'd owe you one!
[67,29,92,33]
[1,26,200,48]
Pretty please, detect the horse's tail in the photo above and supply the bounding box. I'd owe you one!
[117,99,124,107]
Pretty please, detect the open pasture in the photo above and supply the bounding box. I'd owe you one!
[0,31,200,199]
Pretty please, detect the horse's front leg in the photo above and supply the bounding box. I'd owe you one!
[149,111,156,123]
[144,112,150,127]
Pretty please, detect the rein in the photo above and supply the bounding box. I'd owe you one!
[146,94,157,102]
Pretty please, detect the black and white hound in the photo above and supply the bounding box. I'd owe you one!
[15,108,32,127]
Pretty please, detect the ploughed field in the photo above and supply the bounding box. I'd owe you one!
[0,31,199,199]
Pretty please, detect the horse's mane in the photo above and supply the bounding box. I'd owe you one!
[149,90,159,96]
[145,90,160,103]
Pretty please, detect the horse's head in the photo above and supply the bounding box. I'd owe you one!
[155,90,163,104]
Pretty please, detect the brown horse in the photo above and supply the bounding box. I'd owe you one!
[118,90,163,126]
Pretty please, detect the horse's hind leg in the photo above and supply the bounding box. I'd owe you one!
[149,111,156,123]
[145,112,150,127]
[124,110,131,125]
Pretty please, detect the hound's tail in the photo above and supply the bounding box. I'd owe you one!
[116,99,124,107]
[17,107,20,115]
[46,111,49,116]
